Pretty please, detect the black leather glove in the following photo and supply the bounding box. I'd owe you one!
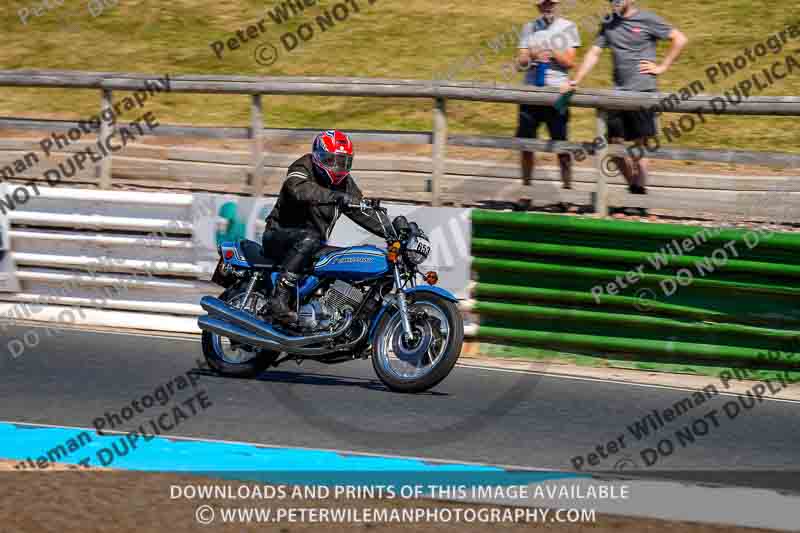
[332,191,353,209]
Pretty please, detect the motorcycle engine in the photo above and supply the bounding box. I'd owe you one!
[297,280,363,331]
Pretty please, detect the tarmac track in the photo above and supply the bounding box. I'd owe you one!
[1,324,799,491]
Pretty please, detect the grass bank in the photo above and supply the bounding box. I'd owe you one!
[2,0,799,155]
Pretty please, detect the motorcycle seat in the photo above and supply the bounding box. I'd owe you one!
[239,239,277,270]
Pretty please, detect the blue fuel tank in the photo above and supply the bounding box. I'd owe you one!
[313,245,389,281]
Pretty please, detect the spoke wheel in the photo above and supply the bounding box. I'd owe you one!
[372,294,463,393]
[377,303,449,381]
[201,283,280,377]
[211,291,267,365]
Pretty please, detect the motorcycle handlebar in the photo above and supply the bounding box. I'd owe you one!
[315,199,402,241]
[317,199,381,210]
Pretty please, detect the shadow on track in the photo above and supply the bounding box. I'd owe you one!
[190,362,447,396]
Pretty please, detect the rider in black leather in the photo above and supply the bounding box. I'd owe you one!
[263,130,385,323]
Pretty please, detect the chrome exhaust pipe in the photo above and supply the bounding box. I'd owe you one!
[198,316,284,352]
[200,296,352,348]
[198,315,368,357]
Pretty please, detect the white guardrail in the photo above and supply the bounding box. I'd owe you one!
[0,186,212,333]
[0,186,472,335]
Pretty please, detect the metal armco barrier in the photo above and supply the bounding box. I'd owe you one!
[468,210,800,367]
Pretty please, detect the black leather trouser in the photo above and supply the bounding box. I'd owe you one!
[262,226,322,274]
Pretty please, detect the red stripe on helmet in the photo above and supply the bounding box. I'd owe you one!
[312,130,353,185]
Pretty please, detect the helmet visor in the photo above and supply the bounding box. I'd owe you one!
[318,152,353,173]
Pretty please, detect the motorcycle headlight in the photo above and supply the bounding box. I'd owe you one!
[404,234,431,265]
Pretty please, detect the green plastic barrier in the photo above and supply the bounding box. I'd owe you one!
[472,238,800,280]
[469,210,800,368]
[472,257,800,297]
[472,211,800,254]
[478,326,796,366]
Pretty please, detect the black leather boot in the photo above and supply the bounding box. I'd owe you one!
[271,272,299,323]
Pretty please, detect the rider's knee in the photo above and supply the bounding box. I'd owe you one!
[296,234,321,254]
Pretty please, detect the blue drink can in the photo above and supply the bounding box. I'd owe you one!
[534,61,549,87]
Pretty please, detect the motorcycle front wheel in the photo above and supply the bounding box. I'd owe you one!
[201,283,281,378]
[371,293,464,393]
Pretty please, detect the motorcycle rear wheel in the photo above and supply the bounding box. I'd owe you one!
[201,283,281,378]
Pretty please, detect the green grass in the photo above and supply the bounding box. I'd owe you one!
[2,0,799,154]
[479,342,800,383]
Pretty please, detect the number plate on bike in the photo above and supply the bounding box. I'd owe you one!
[413,237,431,256]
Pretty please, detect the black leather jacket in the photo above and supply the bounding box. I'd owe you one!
[264,154,386,240]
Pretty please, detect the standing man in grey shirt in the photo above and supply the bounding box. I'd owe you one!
[563,0,688,194]
[517,0,581,189]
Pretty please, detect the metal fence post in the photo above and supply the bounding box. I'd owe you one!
[250,94,265,197]
[594,109,609,217]
[431,97,447,207]
[98,89,114,189]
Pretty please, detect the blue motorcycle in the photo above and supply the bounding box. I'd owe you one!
[197,199,464,393]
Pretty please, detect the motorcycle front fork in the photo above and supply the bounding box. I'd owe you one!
[393,265,414,341]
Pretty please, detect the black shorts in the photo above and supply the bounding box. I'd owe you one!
[607,108,658,142]
[517,104,569,142]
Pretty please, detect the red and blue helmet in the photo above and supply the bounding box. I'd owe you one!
[312,130,354,185]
